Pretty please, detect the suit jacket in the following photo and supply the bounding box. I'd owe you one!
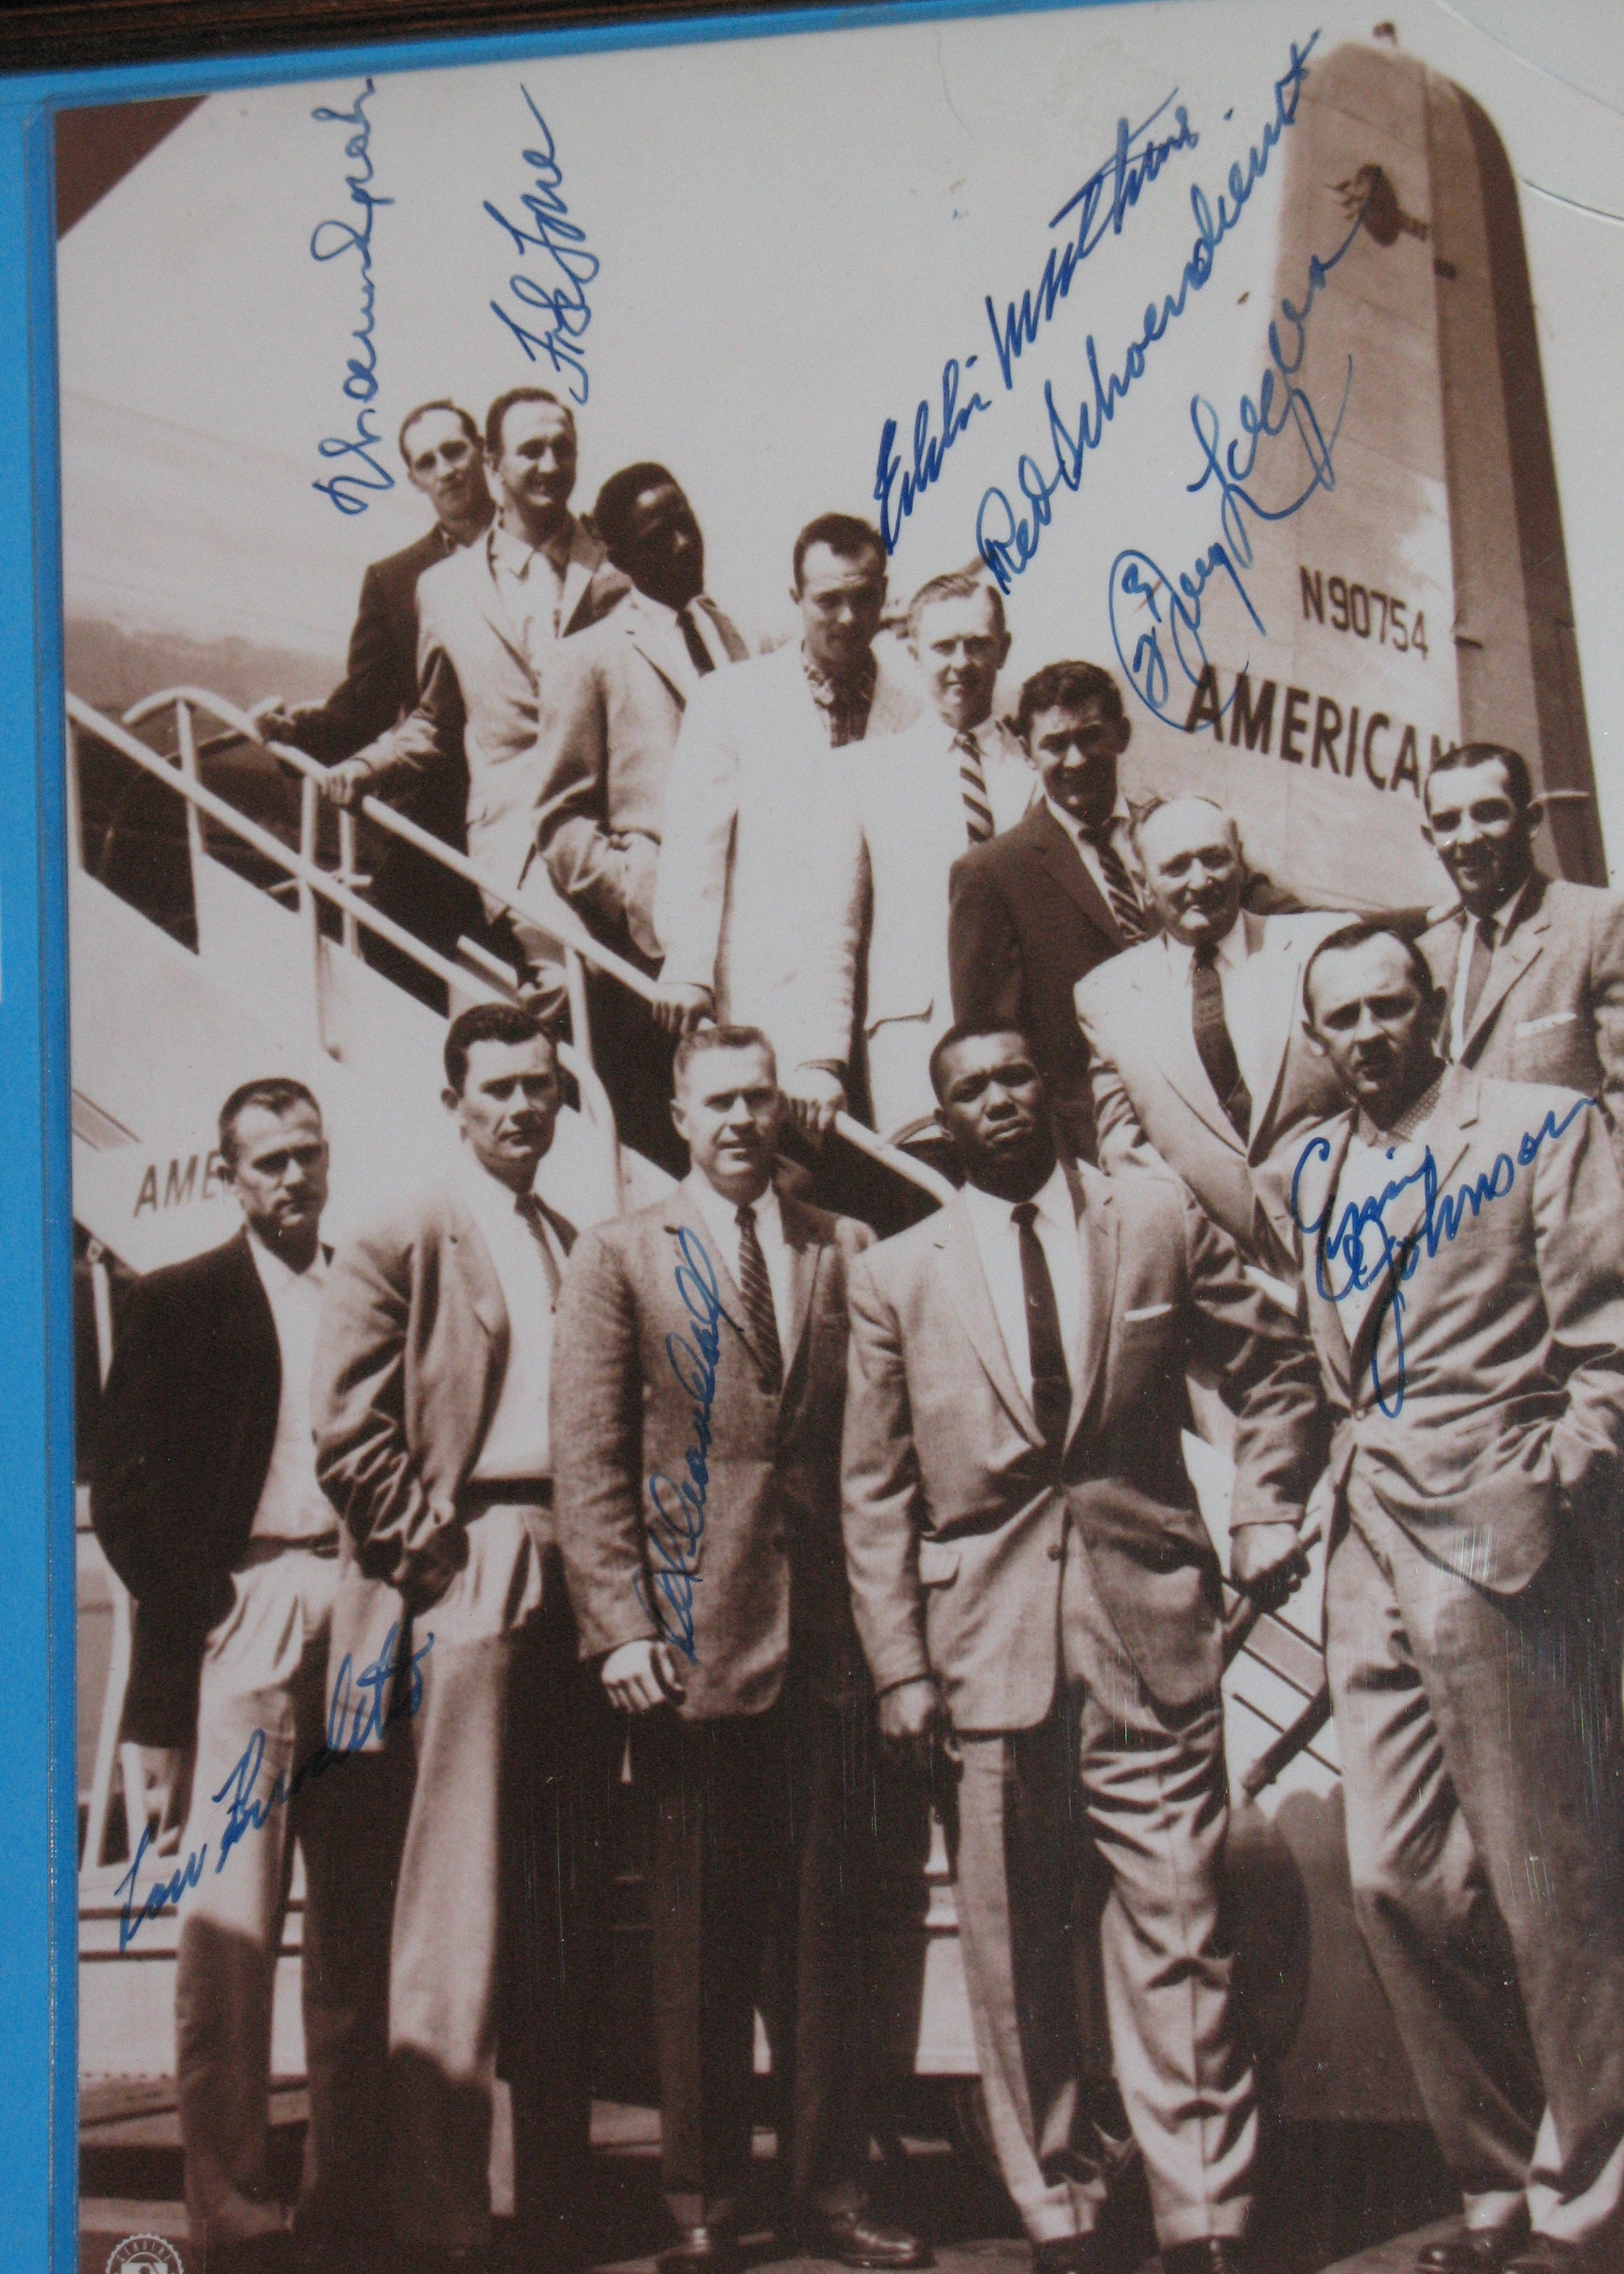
[350,517,629,897]
[653,641,920,1074]
[826,714,1038,1133]
[535,590,747,964]
[949,801,1146,1160]
[90,1230,283,1747]
[842,1165,1322,1730]
[1077,910,1349,1268]
[312,1174,576,1706]
[1420,872,1624,1175]
[1272,1067,1624,1596]
[552,1183,876,1719]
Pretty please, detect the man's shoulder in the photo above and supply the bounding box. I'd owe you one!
[1469,1072,1600,1145]
[371,524,453,589]
[779,1189,874,1259]
[855,1205,949,1301]
[953,801,1046,886]
[132,1229,254,1312]
[336,1176,465,1265]
[1076,935,1160,1019]
[1542,875,1624,941]
[1258,905,1354,955]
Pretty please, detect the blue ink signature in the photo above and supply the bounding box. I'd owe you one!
[975,31,1318,595]
[309,81,396,517]
[637,1228,722,1664]
[114,1624,433,1952]
[485,87,597,404]
[874,360,993,555]
[1288,1095,1597,1416]
[1108,197,1366,726]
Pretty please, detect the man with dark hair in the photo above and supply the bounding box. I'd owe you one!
[320,387,628,988]
[1268,921,1624,2274]
[1416,740,1624,1172]
[653,513,919,1134]
[535,464,747,1173]
[949,661,1151,1162]
[313,1001,602,2274]
[93,1080,396,2274]
[255,401,491,1001]
[553,1024,924,2274]
[843,1022,1322,2274]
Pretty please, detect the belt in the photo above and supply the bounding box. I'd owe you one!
[460,1476,553,1510]
[237,1532,341,1567]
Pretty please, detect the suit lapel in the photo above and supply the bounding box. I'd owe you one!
[1130,946,1244,1152]
[1032,804,1124,948]
[559,523,611,636]
[937,1196,1040,1443]
[625,602,694,706]
[777,1193,824,1383]
[664,1185,764,1375]
[696,596,749,664]
[1063,1168,1116,1450]
[1461,885,1550,1057]
[445,1184,508,1342]
[466,536,534,675]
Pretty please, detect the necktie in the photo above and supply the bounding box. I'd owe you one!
[735,1202,783,1393]
[1461,912,1496,1035]
[1082,821,1146,944]
[1192,940,1252,1140]
[954,730,995,844]
[516,1192,563,1306]
[1012,1200,1070,1456]
[675,603,716,677]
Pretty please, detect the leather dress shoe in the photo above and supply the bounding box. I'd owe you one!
[1416,2215,1531,2273]
[1031,2236,1107,2274]
[657,2226,739,2274]
[802,2208,932,2268]
[1158,2244,1256,2274]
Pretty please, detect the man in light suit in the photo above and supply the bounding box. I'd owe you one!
[651,513,920,1137]
[314,1003,601,2274]
[256,400,490,1000]
[553,1026,926,2274]
[1275,922,1624,2274]
[1076,795,1346,1270]
[1417,742,1624,1174]
[948,664,1153,1164]
[827,568,1036,1142]
[536,463,747,1173]
[322,387,629,983]
[93,1080,394,2274]
[843,1022,1324,2274]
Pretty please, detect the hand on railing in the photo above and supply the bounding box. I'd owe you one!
[248,696,311,745]
[651,980,714,1037]
[784,1064,847,1139]
[320,756,375,808]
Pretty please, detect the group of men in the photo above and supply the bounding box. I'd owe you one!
[90,373,1624,2274]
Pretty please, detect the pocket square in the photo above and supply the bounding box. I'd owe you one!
[1515,1011,1577,1036]
[1122,1301,1174,1322]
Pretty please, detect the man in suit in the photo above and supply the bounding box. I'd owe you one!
[842,1022,1323,2274]
[948,663,1153,1164]
[552,1025,927,2274]
[536,463,747,1174]
[1276,922,1624,2274]
[1417,741,1624,1174]
[826,568,1036,1142]
[651,513,920,1137]
[93,1080,395,2274]
[256,401,490,998]
[1075,795,1346,1270]
[313,1003,599,2274]
[322,387,629,985]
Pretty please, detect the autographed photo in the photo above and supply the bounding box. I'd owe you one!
[59,7,1624,2274]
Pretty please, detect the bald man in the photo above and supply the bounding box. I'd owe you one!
[1075,795,1346,1272]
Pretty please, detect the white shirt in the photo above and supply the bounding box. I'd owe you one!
[927,714,1038,839]
[246,1234,334,1542]
[1160,920,1267,1103]
[1448,876,1533,1059]
[685,1173,794,1355]
[960,1161,1082,1405]
[1043,796,1145,926]
[454,1147,567,1482]
[636,591,738,686]
[487,517,570,667]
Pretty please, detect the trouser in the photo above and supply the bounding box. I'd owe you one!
[175,1540,401,2260]
[385,1497,557,2254]
[949,1531,1256,2251]
[1326,1503,1624,2249]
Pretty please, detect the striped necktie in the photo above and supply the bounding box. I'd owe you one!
[735,1202,783,1393]
[1082,821,1147,944]
[954,730,996,844]
[516,1192,563,1305]
[1191,941,1252,1140]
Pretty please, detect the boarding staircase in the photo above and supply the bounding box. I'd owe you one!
[67,685,1414,2126]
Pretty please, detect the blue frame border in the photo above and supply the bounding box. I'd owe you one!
[0,0,1138,2264]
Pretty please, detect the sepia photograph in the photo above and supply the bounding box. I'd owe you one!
[55,6,1624,2273]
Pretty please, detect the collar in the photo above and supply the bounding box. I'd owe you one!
[961,1157,1075,1241]
[489,512,576,578]
[800,643,876,712]
[1162,917,1249,979]
[1043,793,1129,855]
[1454,871,1537,937]
[247,1226,325,1295]
[453,1140,541,1226]
[1354,1068,1446,1150]
[685,1171,782,1253]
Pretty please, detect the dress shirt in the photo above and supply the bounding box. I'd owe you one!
[638,591,737,689]
[960,1162,1082,1403]
[1448,876,1534,1059]
[801,645,877,748]
[454,1146,565,1482]
[487,516,574,668]
[246,1234,335,1542]
[685,1173,794,1355]
[1160,921,1266,1104]
[1043,796,1146,928]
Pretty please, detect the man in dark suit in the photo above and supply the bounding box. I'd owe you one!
[842,1023,1323,2274]
[552,1026,926,2274]
[313,1003,601,2274]
[93,1080,395,2274]
[257,400,490,997]
[535,462,747,1174]
[948,662,1153,1163]
[1417,742,1624,1175]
